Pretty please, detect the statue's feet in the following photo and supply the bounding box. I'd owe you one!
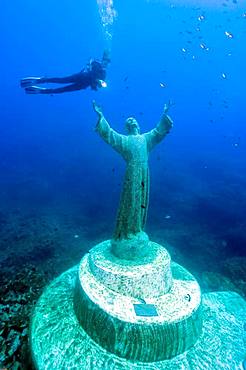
[111,231,150,260]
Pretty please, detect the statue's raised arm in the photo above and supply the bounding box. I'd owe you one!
[144,101,173,152]
[93,101,127,156]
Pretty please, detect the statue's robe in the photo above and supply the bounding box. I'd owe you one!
[96,114,172,240]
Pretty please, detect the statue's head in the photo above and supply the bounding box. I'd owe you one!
[125,117,140,135]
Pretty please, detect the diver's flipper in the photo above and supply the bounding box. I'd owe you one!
[20,77,43,88]
[25,86,46,94]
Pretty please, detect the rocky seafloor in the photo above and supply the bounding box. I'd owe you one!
[0,208,245,369]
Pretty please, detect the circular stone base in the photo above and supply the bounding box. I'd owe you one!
[30,265,246,369]
[75,253,202,361]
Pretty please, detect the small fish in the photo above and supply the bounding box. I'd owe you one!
[225,31,234,39]
[181,47,187,53]
[141,181,145,188]
[198,15,205,21]
[200,43,209,51]
[221,72,227,79]
[164,215,171,219]
[160,82,166,88]
[141,205,146,209]
[124,76,128,82]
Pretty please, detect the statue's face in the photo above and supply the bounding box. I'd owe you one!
[125,117,140,135]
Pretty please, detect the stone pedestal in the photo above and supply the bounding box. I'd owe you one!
[88,240,172,297]
[30,241,246,369]
[74,241,202,362]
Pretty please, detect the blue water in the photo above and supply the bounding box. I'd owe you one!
[1,1,246,367]
[1,0,246,275]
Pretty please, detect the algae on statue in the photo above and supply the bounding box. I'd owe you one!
[93,101,173,259]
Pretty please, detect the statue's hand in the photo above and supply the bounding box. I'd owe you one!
[163,100,174,114]
[93,100,103,117]
[163,100,173,133]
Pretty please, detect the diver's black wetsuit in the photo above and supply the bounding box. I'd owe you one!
[28,67,105,94]
[20,52,109,94]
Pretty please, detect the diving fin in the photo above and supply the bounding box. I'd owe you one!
[20,77,43,88]
[25,86,46,94]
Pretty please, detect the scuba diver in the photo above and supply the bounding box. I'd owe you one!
[20,50,110,94]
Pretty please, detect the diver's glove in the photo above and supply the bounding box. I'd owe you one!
[25,86,46,94]
[20,77,43,88]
